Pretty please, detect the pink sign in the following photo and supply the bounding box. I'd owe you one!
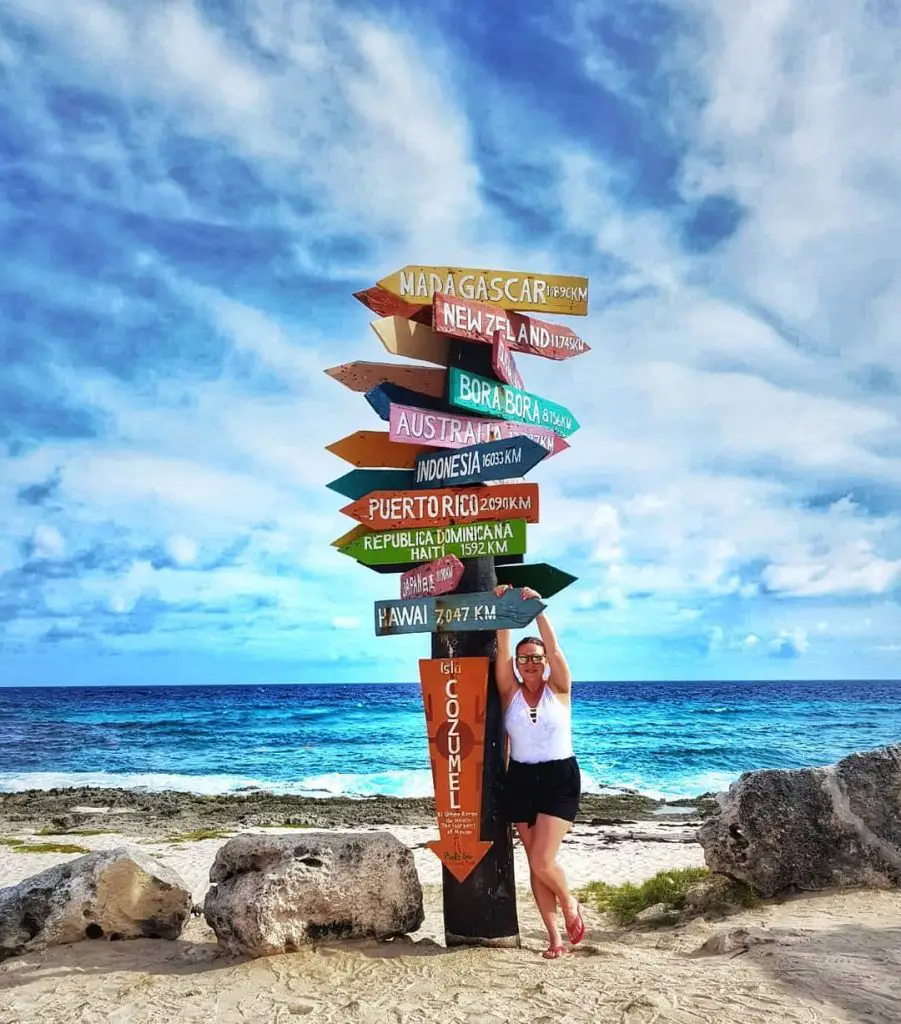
[433,292,591,360]
[388,403,569,457]
[492,330,524,389]
[400,555,464,600]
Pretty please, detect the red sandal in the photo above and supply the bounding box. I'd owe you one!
[566,902,585,945]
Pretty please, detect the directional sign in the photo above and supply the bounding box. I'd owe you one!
[325,362,446,398]
[327,468,416,501]
[354,286,431,322]
[419,657,493,882]
[492,330,524,389]
[326,431,431,468]
[374,266,589,316]
[434,293,591,359]
[365,382,446,421]
[374,587,546,636]
[338,519,527,567]
[414,437,548,489]
[389,403,569,457]
[363,552,524,575]
[400,555,464,600]
[370,316,451,366]
[495,562,578,599]
[341,482,540,531]
[449,368,580,438]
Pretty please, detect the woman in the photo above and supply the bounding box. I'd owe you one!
[495,583,585,959]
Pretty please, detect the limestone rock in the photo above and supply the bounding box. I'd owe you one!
[0,846,192,961]
[697,744,901,897]
[203,831,424,957]
[633,902,679,925]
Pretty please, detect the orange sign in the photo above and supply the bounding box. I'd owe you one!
[326,431,431,468]
[419,657,493,882]
[325,361,446,398]
[341,482,539,530]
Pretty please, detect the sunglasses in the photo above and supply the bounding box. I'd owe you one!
[516,654,546,664]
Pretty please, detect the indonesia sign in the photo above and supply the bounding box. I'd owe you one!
[414,437,548,488]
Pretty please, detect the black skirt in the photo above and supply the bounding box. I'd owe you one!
[504,756,581,826]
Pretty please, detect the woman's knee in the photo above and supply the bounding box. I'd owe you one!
[529,852,558,878]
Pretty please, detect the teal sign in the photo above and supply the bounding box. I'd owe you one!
[448,368,579,437]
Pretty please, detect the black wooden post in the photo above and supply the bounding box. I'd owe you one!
[430,338,520,947]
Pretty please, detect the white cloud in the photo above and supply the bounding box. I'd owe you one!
[30,524,65,559]
[165,535,198,566]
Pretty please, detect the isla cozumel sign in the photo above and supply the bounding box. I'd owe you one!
[376,266,589,316]
[448,368,580,438]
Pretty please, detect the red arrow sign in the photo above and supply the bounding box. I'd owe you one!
[434,292,590,360]
[492,329,524,388]
[400,555,464,599]
[419,657,493,882]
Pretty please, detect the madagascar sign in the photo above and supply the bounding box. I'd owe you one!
[377,266,589,316]
[341,483,539,531]
[338,519,527,566]
[434,293,591,358]
[389,403,569,457]
[449,368,580,438]
[419,657,492,882]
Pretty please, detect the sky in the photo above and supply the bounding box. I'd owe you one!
[2,0,901,686]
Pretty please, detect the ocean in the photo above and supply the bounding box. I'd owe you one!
[1,680,900,801]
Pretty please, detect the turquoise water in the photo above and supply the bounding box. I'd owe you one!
[1,680,900,800]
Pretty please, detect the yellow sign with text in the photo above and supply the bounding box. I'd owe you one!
[376,266,589,316]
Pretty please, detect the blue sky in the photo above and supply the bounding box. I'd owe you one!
[2,0,901,686]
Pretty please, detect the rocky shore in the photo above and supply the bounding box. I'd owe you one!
[0,786,715,840]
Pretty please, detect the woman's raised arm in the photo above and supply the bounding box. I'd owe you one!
[494,587,517,704]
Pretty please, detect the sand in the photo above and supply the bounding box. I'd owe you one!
[2,807,901,1022]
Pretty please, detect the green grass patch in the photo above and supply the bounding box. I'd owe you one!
[13,842,91,854]
[166,828,232,843]
[577,867,712,924]
[279,820,315,829]
[0,837,25,847]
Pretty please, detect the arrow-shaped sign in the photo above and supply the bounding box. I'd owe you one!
[365,382,446,421]
[372,266,589,316]
[327,468,417,501]
[370,316,451,366]
[495,562,578,598]
[361,552,524,575]
[492,329,524,389]
[354,287,431,322]
[414,437,548,489]
[419,657,493,882]
[326,431,431,468]
[389,403,569,457]
[375,587,546,635]
[449,367,580,438]
[433,292,591,359]
[337,518,527,567]
[340,482,539,530]
[400,555,464,599]
[325,361,446,398]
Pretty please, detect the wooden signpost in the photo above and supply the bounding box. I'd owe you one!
[375,587,546,636]
[400,555,464,599]
[326,361,446,398]
[341,482,539,531]
[448,367,580,438]
[414,437,548,489]
[389,402,569,456]
[434,292,591,360]
[328,259,589,949]
[419,657,493,882]
[326,431,431,468]
[372,266,589,316]
[336,519,528,567]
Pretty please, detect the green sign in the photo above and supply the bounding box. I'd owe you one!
[448,368,579,437]
[339,518,527,566]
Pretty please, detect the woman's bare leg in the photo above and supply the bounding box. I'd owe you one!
[527,814,580,929]
[515,822,563,952]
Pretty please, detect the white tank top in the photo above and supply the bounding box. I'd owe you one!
[504,685,574,763]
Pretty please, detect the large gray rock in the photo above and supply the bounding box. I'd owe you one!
[0,846,192,961]
[698,744,901,897]
[204,831,424,957]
